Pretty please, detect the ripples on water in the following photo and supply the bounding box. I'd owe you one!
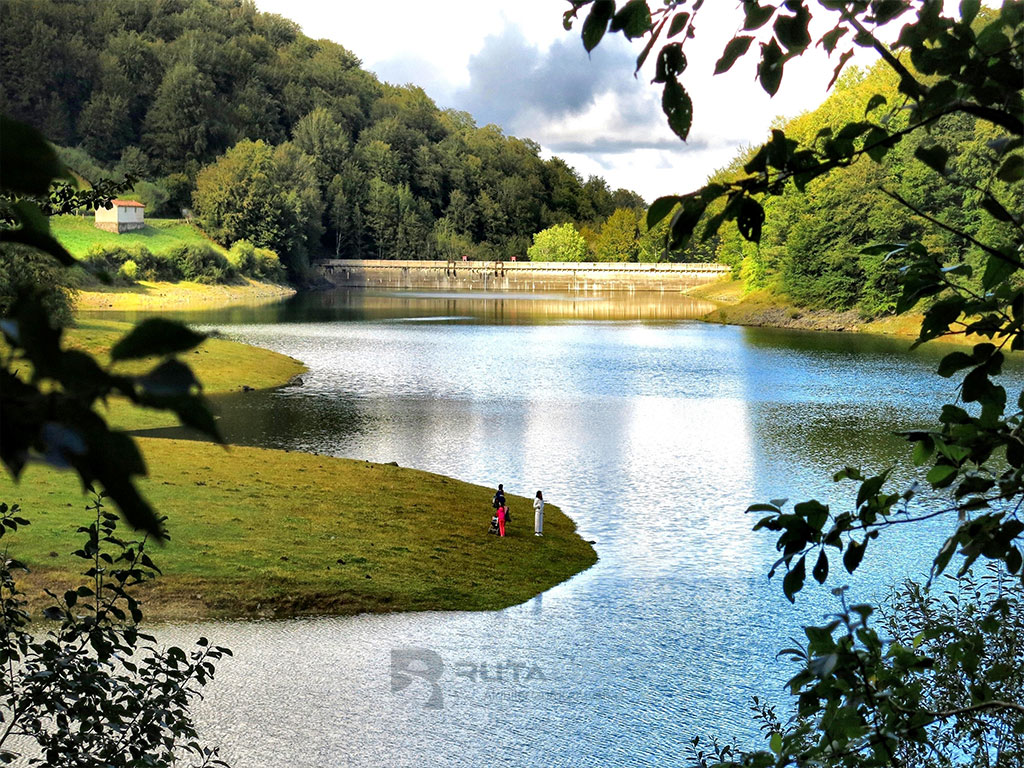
[97,289,1015,767]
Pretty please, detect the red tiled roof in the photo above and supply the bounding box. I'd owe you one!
[110,199,145,208]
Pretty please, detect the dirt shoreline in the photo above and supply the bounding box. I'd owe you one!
[75,278,295,311]
[684,279,935,340]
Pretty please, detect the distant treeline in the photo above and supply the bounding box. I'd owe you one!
[0,0,653,280]
[707,46,1020,317]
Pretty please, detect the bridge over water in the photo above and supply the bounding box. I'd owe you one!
[312,259,731,292]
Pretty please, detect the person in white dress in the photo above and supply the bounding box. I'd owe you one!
[533,490,544,536]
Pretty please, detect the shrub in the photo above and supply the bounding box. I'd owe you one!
[119,259,138,282]
[227,240,287,282]
[252,247,287,282]
[0,244,75,328]
[227,239,256,274]
[527,223,587,262]
[166,244,235,284]
[0,498,229,765]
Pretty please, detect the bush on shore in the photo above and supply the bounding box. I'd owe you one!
[78,240,286,286]
[227,240,287,283]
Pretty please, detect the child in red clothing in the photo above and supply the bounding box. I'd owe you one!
[497,505,506,537]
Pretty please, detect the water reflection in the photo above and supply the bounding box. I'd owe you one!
[113,289,1020,767]
[84,287,718,326]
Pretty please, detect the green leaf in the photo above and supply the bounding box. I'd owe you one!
[843,539,866,574]
[773,6,811,52]
[865,93,887,114]
[960,0,980,24]
[654,43,687,83]
[110,319,207,362]
[783,555,806,602]
[667,195,706,249]
[138,359,201,397]
[996,154,1024,182]
[667,11,689,38]
[647,196,680,228]
[769,732,782,754]
[827,50,854,90]
[813,549,829,584]
[820,26,848,54]
[912,438,934,466]
[610,0,651,39]
[0,115,70,195]
[661,79,693,140]
[914,144,949,175]
[743,1,775,30]
[736,197,765,243]
[926,464,958,486]
[582,0,615,52]
[981,254,1018,290]
[714,36,753,75]
[757,39,784,96]
[937,351,974,378]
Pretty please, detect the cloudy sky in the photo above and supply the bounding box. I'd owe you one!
[253,1,895,202]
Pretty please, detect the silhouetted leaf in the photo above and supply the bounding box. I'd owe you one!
[737,197,765,243]
[843,539,866,573]
[661,79,693,140]
[110,319,206,361]
[757,39,784,96]
[915,144,949,175]
[667,11,689,37]
[743,1,775,30]
[813,549,829,584]
[996,154,1024,182]
[582,0,615,52]
[647,196,680,228]
[0,115,69,195]
[714,36,753,74]
[610,0,651,39]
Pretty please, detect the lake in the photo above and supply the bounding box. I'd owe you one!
[104,288,988,767]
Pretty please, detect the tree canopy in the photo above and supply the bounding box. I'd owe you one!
[0,0,652,269]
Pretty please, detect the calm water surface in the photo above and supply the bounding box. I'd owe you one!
[95,289,1001,767]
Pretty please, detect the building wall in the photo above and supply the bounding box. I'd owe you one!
[94,204,145,233]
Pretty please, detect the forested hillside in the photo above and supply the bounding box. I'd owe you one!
[0,0,646,278]
[709,54,1021,318]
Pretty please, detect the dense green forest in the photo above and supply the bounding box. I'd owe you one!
[0,0,647,279]
[708,54,1021,318]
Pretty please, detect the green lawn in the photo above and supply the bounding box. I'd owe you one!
[1,439,597,620]
[64,319,306,431]
[52,215,227,258]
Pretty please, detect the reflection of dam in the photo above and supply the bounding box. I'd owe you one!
[314,259,731,292]
[311,289,719,322]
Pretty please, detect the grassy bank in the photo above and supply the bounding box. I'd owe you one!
[52,215,226,259]
[76,277,295,312]
[65,319,306,431]
[0,439,597,619]
[686,279,933,339]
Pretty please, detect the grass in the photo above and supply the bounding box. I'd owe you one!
[75,278,295,312]
[56,319,306,431]
[0,439,597,620]
[52,215,228,259]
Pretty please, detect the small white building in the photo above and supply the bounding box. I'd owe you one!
[94,199,145,233]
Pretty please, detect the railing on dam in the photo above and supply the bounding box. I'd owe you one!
[313,259,731,291]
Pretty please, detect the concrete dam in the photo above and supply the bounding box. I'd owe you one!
[313,259,731,292]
